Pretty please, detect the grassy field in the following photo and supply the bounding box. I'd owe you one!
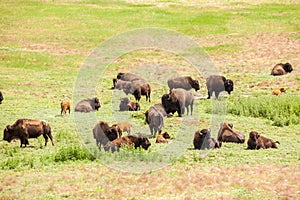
[0,0,300,199]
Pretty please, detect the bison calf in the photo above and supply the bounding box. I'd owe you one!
[61,101,71,115]
[3,119,54,147]
[272,88,286,95]
[247,131,279,150]
[111,122,131,135]
[156,132,171,143]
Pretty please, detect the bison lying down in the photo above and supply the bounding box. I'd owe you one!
[3,119,54,147]
[272,88,286,95]
[104,134,151,152]
[75,97,101,112]
[194,129,220,150]
[271,63,293,76]
[217,122,245,146]
[156,132,171,143]
[119,97,140,111]
[0,91,3,104]
[247,131,279,150]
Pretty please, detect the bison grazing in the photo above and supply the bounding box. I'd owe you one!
[193,129,220,150]
[247,131,279,150]
[206,75,234,99]
[167,76,200,91]
[104,134,151,153]
[217,122,245,145]
[272,88,286,95]
[3,119,54,147]
[145,104,168,136]
[156,132,171,143]
[74,97,101,113]
[61,101,71,115]
[0,91,3,104]
[169,88,194,117]
[271,63,293,76]
[92,121,121,150]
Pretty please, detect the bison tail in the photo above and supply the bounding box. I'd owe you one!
[275,141,280,144]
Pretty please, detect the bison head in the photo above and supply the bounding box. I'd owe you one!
[3,125,13,142]
[249,131,260,140]
[105,126,120,141]
[283,63,293,73]
[117,72,125,79]
[94,98,101,111]
[162,132,170,139]
[218,122,245,144]
[191,80,200,91]
[138,134,151,150]
[224,79,234,94]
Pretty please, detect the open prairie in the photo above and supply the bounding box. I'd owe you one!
[0,0,299,199]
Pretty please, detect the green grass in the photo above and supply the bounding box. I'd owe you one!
[0,0,299,199]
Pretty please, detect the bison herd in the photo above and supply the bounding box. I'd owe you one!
[2,62,291,151]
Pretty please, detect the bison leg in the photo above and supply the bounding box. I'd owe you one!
[43,134,49,146]
[207,91,211,99]
[190,101,194,115]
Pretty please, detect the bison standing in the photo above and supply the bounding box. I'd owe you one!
[61,101,71,115]
[206,75,234,99]
[3,119,54,147]
[167,76,200,91]
[169,88,194,117]
[145,104,168,136]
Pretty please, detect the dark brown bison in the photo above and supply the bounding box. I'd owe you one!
[92,121,121,151]
[156,132,171,143]
[114,79,151,102]
[167,76,200,91]
[119,97,140,111]
[206,75,234,99]
[271,63,293,76]
[111,122,131,135]
[194,129,220,150]
[117,72,145,82]
[0,91,3,104]
[74,97,101,112]
[3,119,54,147]
[104,134,151,152]
[161,93,180,115]
[169,88,194,117]
[247,131,279,150]
[61,101,71,115]
[217,122,245,145]
[145,104,168,136]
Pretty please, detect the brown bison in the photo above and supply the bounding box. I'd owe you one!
[167,76,200,91]
[145,104,168,136]
[104,134,151,152]
[271,63,293,76]
[161,93,180,115]
[114,79,151,102]
[169,88,194,117]
[61,101,71,115]
[74,97,101,112]
[128,101,140,111]
[92,121,121,151]
[206,75,234,99]
[272,88,286,95]
[3,119,54,147]
[0,91,3,104]
[156,132,171,143]
[117,72,145,82]
[194,129,220,150]
[111,122,131,135]
[217,122,245,145]
[247,131,279,150]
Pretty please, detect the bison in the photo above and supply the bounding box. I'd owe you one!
[272,88,286,95]
[74,97,101,112]
[271,63,293,76]
[111,122,131,135]
[92,121,121,150]
[104,134,151,153]
[3,119,54,147]
[206,75,234,99]
[119,97,140,111]
[0,91,3,104]
[217,122,245,146]
[247,131,279,150]
[114,79,151,102]
[167,76,200,91]
[169,88,194,117]
[128,101,140,111]
[161,93,180,115]
[61,101,71,115]
[145,104,168,136]
[117,72,145,82]
[194,129,219,150]
[156,132,171,143]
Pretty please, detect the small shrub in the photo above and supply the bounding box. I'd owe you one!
[54,145,95,162]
